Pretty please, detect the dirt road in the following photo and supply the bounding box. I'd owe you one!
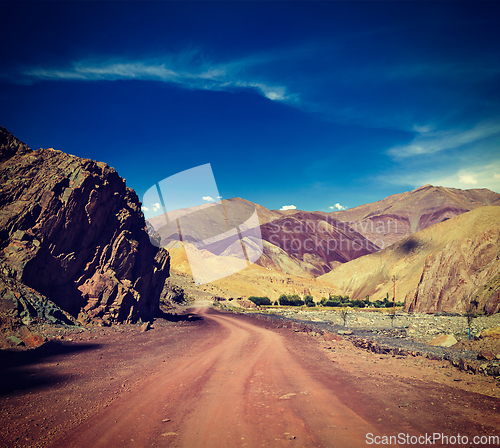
[2,307,500,447]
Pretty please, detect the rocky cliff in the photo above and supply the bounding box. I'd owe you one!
[0,127,170,327]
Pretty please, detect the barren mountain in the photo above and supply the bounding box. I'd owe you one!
[258,212,380,276]
[0,127,170,339]
[328,184,500,248]
[148,199,379,278]
[166,245,342,301]
[150,186,500,282]
[319,206,500,314]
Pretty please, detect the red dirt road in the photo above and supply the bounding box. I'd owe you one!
[2,307,500,447]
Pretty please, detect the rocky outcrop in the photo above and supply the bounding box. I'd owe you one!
[0,127,170,325]
[407,222,500,314]
[0,260,75,326]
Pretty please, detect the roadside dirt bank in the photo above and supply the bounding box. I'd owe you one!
[1,308,499,448]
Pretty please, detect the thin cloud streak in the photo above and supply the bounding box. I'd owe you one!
[10,55,293,103]
[387,122,500,159]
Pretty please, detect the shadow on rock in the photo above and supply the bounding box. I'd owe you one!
[156,309,203,322]
[397,236,423,255]
[0,341,99,396]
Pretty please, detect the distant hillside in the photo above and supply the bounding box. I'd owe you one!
[328,184,500,248]
[148,199,379,278]
[258,211,379,276]
[166,244,342,301]
[319,206,500,314]
[148,186,500,281]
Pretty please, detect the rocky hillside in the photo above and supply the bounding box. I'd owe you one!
[329,184,500,248]
[259,211,380,276]
[0,127,170,330]
[319,206,500,314]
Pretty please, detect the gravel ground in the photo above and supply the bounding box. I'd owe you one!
[233,308,500,374]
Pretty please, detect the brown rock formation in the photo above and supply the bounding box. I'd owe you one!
[0,127,169,325]
[407,221,500,314]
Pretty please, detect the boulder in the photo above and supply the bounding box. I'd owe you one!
[481,326,500,339]
[236,299,257,309]
[323,331,342,341]
[477,350,495,361]
[428,334,457,347]
[0,127,170,325]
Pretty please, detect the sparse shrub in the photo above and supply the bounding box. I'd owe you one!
[351,299,365,308]
[320,298,341,307]
[248,296,271,306]
[464,298,479,340]
[340,308,349,326]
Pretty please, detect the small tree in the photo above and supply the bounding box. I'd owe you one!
[304,295,315,307]
[339,308,349,327]
[464,298,478,340]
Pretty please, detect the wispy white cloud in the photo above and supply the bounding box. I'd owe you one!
[434,163,500,192]
[203,196,215,202]
[387,122,500,159]
[279,204,296,211]
[8,53,293,104]
[141,206,149,212]
[152,202,161,212]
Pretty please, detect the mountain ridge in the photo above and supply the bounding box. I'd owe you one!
[319,206,500,314]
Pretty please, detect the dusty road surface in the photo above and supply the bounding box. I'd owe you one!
[1,307,500,448]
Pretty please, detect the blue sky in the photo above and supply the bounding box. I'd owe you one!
[1,1,499,218]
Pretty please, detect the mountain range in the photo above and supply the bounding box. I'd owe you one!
[152,186,500,314]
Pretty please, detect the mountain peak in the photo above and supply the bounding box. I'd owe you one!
[0,126,31,163]
[414,184,434,191]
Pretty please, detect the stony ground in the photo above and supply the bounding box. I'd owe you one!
[215,303,500,377]
[259,307,500,340]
